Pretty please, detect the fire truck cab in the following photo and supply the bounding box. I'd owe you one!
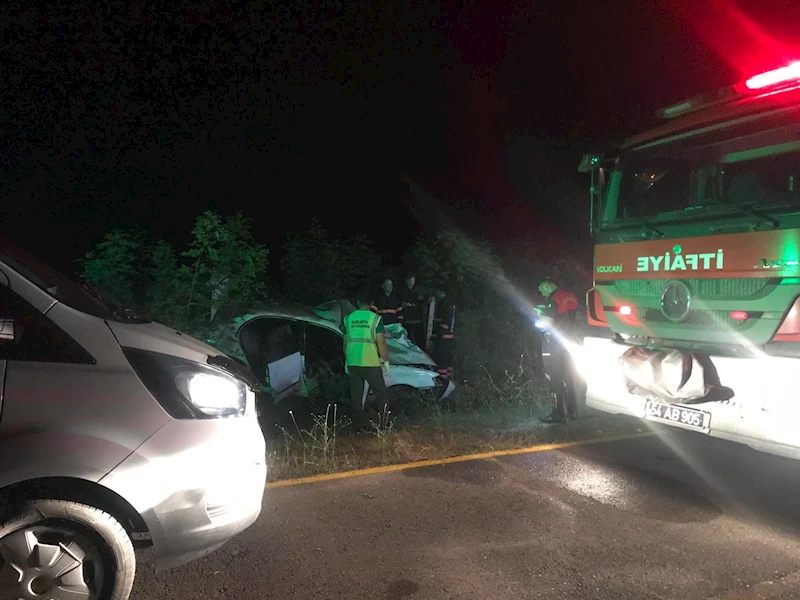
[578,61,800,459]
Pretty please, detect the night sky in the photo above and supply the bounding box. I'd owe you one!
[2,1,798,275]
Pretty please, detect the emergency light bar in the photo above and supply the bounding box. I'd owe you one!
[745,61,800,90]
[658,60,800,120]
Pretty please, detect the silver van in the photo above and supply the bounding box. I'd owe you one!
[0,238,267,600]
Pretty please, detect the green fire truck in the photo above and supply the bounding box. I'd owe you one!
[577,61,800,458]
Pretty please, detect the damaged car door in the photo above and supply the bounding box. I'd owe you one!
[238,317,303,402]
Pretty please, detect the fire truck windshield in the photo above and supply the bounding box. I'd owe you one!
[614,148,800,221]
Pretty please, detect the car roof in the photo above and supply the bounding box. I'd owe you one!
[234,301,345,333]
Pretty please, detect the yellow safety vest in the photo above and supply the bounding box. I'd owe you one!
[344,310,382,367]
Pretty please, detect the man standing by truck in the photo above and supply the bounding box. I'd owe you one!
[536,278,579,423]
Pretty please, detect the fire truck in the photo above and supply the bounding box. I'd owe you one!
[577,61,800,459]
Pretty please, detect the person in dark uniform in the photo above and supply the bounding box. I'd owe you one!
[432,288,455,380]
[536,278,579,423]
[371,278,404,326]
[396,273,427,345]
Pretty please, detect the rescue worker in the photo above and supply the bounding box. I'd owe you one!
[342,287,391,432]
[536,278,579,423]
[397,273,426,345]
[432,288,455,380]
[371,278,404,326]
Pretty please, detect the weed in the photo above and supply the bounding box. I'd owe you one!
[371,405,397,456]
[270,405,350,477]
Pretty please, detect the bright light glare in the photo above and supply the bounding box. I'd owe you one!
[745,61,800,90]
[730,311,748,321]
[619,305,633,316]
[187,373,242,413]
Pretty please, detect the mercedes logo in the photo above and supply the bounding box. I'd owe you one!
[660,281,691,322]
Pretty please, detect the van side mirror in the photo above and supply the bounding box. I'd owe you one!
[0,317,16,342]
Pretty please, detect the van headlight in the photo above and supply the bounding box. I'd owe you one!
[123,347,248,419]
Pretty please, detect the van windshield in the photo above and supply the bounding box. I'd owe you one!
[0,237,149,323]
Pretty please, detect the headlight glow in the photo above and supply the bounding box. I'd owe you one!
[184,372,246,417]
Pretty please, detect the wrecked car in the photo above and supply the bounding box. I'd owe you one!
[208,299,455,413]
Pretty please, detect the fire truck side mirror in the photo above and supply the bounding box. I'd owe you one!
[578,153,604,173]
[579,153,607,235]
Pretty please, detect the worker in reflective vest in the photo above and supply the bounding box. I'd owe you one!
[536,278,579,423]
[343,287,391,432]
[371,278,404,325]
[432,289,455,380]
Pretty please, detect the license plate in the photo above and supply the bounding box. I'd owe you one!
[644,401,711,431]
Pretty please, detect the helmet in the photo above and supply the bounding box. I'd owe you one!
[538,278,557,297]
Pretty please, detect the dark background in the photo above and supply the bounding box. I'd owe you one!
[2,0,798,275]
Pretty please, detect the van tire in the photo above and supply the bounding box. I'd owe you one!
[0,499,136,600]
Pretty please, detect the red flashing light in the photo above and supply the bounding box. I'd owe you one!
[619,305,633,316]
[730,311,749,321]
[745,61,800,90]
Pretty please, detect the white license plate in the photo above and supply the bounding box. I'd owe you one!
[644,401,711,431]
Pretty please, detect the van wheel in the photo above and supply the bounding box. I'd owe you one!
[0,499,136,600]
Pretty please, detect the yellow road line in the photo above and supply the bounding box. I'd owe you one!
[266,430,653,489]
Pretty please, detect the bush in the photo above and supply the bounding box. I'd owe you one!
[409,224,590,415]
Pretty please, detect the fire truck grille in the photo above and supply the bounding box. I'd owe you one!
[612,278,770,299]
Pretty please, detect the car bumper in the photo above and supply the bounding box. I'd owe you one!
[372,365,456,400]
[99,408,267,572]
[578,336,800,459]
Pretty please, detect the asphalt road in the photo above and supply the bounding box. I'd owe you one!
[131,426,800,600]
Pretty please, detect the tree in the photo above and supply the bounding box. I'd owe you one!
[145,240,183,326]
[412,225,502,307]
[175,211,270,335]
[280,219,386,306]
[80,227,147,308]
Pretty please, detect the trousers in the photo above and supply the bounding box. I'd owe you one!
[348,366,389,428]
[542,336,577,419]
